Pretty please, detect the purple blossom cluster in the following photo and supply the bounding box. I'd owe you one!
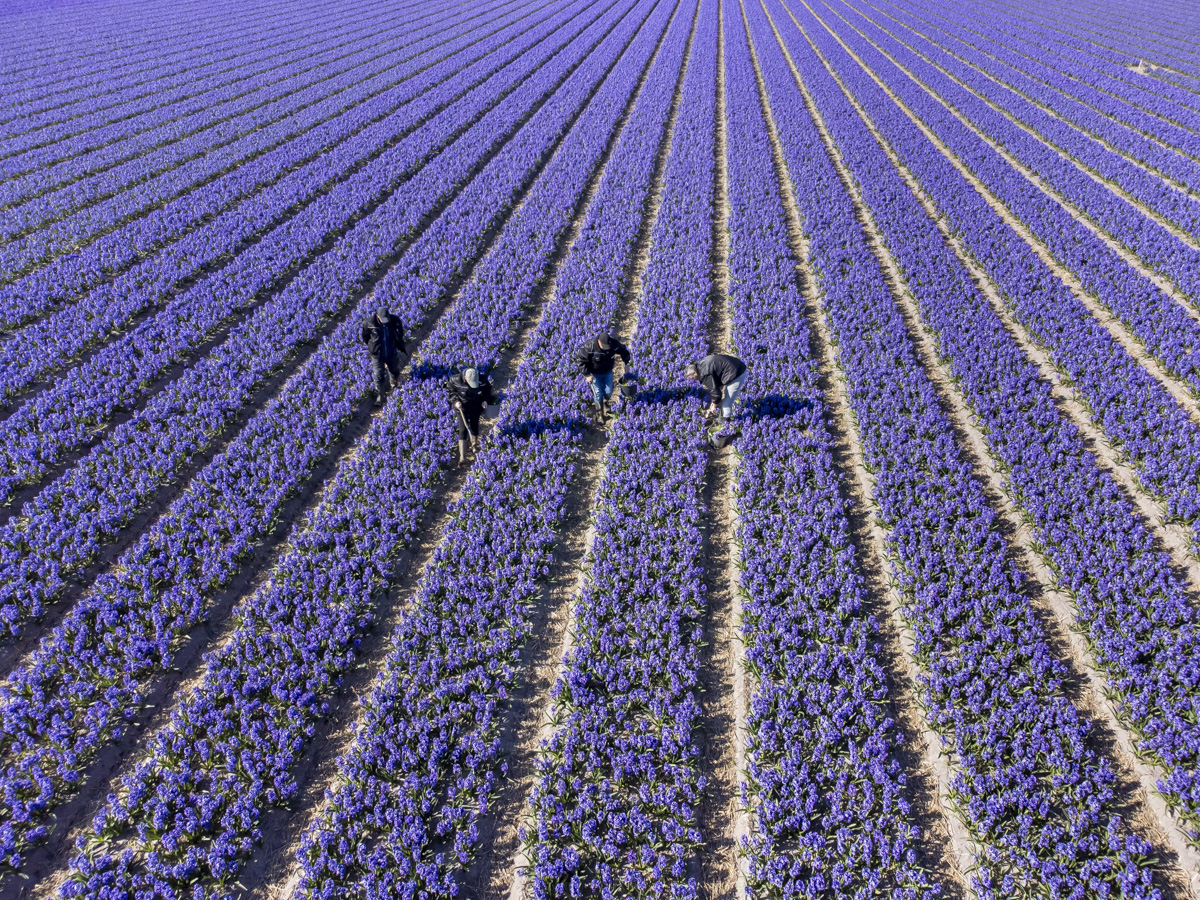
[781,0,1200,843]
[0,0,647,864]
[292,3,697,894]
[0,0,602,632]
[747,1,1159,896]
[723,5,932,896]
[525,5,711,897]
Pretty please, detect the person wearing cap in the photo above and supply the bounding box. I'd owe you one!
[361,307,408,405]
[572,332,630,424]
[685,353,747,422]
[446,366,494,463]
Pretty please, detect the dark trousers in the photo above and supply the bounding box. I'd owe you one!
[457,409,482,440]
[371,351,402,394]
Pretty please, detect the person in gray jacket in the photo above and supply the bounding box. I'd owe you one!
[685,353,747,422]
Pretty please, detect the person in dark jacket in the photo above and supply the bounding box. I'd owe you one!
[446,366,494,463]
[361,307,407,405]
[572,333,630,423]
[686,353,747,422]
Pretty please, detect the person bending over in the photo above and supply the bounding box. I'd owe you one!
[685,353,747,422]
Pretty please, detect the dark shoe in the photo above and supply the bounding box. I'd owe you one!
[374,392,385,407]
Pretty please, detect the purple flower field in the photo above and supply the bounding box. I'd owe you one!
[2,0,1200,897]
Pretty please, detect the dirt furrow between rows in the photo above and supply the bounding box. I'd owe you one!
[742,4,971,894]
[0,11,650,879]
[697,6,750,896]
[794,47,1200,894]
[783,11,1200,885]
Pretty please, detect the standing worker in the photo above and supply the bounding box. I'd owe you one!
[685,353,747,423]
[572,332,630,424]
[447,366,494,463]
[361,306,407,406]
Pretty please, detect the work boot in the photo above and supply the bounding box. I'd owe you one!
[458,439,469,464]
[374,390,385,407]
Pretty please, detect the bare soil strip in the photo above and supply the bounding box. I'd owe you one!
[744,3,971,894]
[695,7,751,896]
[848,0,1200,249]
[694,10,741,885]
[9,12,663,889]
[791,0,1200,577]
[823,0,1200,309]
[785,24,1199,892]
[775,4,1200,889]
[254,5,692,895]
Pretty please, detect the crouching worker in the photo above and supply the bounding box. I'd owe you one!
[447,366,493,463]
[361,306,407,406]
[685,353,747,423]
[572,332,630,425]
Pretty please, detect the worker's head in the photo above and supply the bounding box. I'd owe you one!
[377,307,391,323]
[597,334,611,351]
[684,363,699,381]
[464,367,479,389]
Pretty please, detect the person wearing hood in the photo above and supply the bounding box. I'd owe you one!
[446,366,494,463]
[361,306,408,405]
[572,332,630,424]
[685,353,747,422]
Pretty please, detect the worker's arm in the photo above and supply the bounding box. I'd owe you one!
[571,345,591,376]
[617,340,631,366]
[360,321,372,345]
[705,376,722,407]
[392,321,407,355]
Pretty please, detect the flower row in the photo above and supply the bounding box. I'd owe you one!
[724,5,934,896]
[788,0,1200,842]
[0,0,560,413]
[0,0,644,864]
[754,1,1160,894]
[294,2,693,894]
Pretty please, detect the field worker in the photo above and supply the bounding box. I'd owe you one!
[361,306,407,406]
[447,366,494,463]
[686,353,747,423]
[572,332,630,424]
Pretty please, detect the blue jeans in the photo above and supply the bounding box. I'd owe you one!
[589,371,614,405]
